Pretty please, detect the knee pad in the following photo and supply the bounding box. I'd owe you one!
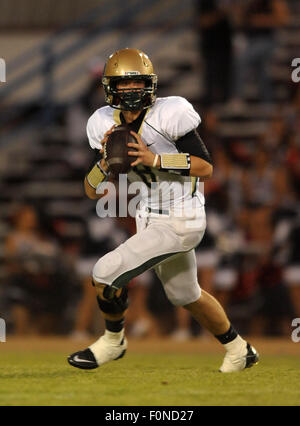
[92,251,123,284]
[95,283,129,315]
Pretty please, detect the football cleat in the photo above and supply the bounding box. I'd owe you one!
[68,331,127,370]
[219,342,259,373]
[68,348,99,370]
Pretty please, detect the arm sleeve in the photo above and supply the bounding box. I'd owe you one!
[175,128,213,165]
[162,97,201,141]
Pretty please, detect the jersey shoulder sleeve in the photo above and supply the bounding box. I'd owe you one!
[86,106,112,150]
[154,96,201,141]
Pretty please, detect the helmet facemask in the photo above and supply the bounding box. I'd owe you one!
[102,75,157,111]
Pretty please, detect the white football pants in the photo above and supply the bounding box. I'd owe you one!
[92,207,206,306]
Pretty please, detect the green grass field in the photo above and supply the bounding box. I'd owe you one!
[0,338,299,406]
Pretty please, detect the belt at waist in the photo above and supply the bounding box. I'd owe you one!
[146,207,170,216]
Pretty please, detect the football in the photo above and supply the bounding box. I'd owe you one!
[104,125,137,177]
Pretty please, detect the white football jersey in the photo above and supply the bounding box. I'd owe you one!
[86,96,205,213]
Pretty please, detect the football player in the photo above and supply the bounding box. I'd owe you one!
[68,48,259,372]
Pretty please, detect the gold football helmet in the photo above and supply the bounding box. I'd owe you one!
[102,48,157,111]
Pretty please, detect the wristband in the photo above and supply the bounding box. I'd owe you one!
[160,153,191,176]
[152,154,159,168]
[86,161,109,189]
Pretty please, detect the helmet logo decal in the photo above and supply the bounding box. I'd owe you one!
[124,71,141,75]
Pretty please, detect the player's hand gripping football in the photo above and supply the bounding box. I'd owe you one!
[99,125,116,172]
[127,131,158,168]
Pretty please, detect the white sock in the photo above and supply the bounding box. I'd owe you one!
[89,329,124,355]
[104,329,124,342]
[223,335,247,354]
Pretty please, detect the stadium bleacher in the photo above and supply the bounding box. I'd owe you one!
[0,0,299,335]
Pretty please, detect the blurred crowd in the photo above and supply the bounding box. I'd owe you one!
[1,0,299,340]
[196,0,290,107]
